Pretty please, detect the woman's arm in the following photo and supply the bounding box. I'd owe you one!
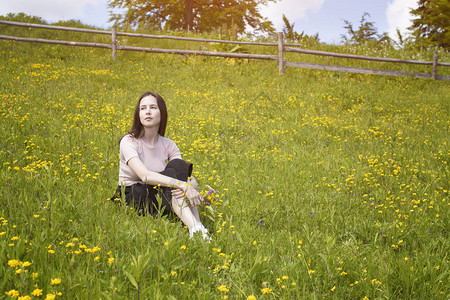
[127,157,203,206]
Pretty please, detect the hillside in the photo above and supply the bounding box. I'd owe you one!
[0,25,449,299]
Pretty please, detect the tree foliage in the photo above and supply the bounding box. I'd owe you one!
[409,0,450,48]
[282,14,319,45]
[107,0,275,34]
[341,12,390,45]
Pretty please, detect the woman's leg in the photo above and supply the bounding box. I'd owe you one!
[171,196,201,230]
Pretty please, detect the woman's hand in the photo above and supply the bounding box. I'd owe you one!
[184,185,204,206]
[187,176,199,190]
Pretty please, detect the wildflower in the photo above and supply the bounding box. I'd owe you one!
[31,289,43,296]
[261,287,272,294]
[308,270,315,274]
[252,241,257,246]
[404,257,408,262]
[94,256,100,261]
[5,289,20,298]
[18,296,31,300]
[50,278,61,285]
[32,272,38,279]
[331,286,336,292]
[247,295,256,300]
[180,245,186,250]
[48,249,55,254]
[108,257,115,264]
[22,261,31,267]
[218,285,229,292]
[164,241,169,246]
[45,294,56,300]
[282,276,289,280]
[8,259,21,267]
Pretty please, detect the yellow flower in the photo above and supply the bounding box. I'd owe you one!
[108,257,115,264]
[261,287,272,294]
[31,289,43,296]
[32,272,38,280]
[94,256,100,261]
[11,236,19,241]
[5,289,20,298]
[50,278,61,285]
[8,259,21,268]
[18,296,31,300]
[246,295,256,300]
[282,275,289,280]
[308,270,315,274]
[22,261,31,267]
[331,286,336,292]
[218,285,229,292]
[180,245,187,250]
[252,240,257,245]
[48,249,55,254]
[45,294,56,300]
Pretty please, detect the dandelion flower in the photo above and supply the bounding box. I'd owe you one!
[31,289,43,296]
[218,285,229,292]
[45,294,56,300]
[8,259,21,267]
[5,289,19,298]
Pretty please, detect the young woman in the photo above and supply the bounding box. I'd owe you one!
[111,92,209,239]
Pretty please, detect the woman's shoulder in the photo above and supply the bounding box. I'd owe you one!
[158,136,178,148]
[120,134,139,147]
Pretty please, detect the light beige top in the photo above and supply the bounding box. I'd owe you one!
[118,134,181,186]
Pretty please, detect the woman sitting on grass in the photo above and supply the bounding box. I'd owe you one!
[111,92,209,240]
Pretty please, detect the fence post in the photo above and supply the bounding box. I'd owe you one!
[112,26,117,61]
[278,32,284,75]
[432,47,438,80]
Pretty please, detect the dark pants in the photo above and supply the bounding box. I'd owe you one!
[110,158,193,216]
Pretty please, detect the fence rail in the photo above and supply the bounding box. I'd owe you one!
[0,20,449,80]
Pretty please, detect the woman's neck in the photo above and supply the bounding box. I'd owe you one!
[142,128,159,146]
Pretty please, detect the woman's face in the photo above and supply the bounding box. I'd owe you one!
[139,95,161,130]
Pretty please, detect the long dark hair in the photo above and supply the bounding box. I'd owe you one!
[127,92,168,139]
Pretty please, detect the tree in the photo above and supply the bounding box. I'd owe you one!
[107,0,275,34]
[409,0,450,48]
[282,14,319,44]
[341,12,390,45]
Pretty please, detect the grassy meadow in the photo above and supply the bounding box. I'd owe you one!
[0,32,449,299]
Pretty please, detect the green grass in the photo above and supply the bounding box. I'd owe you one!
[0,35,449,300]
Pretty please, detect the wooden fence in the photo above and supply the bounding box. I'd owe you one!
[1,20,449,80]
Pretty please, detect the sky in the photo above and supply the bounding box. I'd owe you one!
[0,0,418,44]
